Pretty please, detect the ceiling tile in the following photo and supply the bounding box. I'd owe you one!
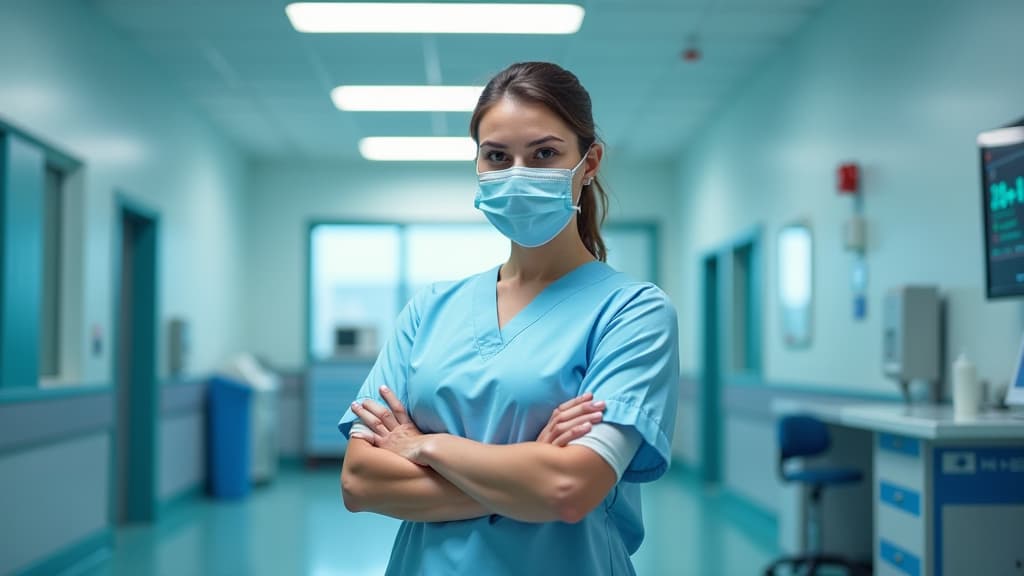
[88,0,828,162]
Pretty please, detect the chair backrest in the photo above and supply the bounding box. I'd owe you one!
[778,414,831,462]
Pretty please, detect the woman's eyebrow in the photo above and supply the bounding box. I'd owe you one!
[527,135,565,147]
[479,135,566,149]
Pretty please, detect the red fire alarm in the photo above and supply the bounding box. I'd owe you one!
[681,35,701,63]
[837,163,859,194]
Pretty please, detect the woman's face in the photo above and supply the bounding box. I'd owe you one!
[476,97,600,197]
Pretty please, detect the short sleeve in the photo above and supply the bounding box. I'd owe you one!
[569,422,643,481]
[579,285,679,483]
[337,287,427,439]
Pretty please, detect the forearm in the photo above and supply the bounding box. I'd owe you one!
[342,440,491,522]
[419,434,606,524]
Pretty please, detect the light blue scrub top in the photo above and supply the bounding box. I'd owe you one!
[339,261,679,576]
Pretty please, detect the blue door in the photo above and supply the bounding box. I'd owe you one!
[701,255,722,484]
[114,201,159,523]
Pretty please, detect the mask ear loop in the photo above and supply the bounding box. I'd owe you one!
[574,178,592,212]
[574,146,596,212]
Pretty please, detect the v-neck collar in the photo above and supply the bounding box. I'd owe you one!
[471,260,615,358]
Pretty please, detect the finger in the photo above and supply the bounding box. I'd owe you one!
[536,423,554,444]
[553,421,595,446]
[555,393,594,414]
[351,402,388,436]
[349,432,378,446]
[544,411,602,446]
[361,399,399,431]
[554,411,603,437]
[545,395,595,431]
[379,386,411,425]
[553,400,606,425]
[538,396,600,444]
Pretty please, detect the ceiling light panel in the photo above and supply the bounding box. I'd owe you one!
[359,137,478,161]
[333,85,484,111]
[285,3,585,34]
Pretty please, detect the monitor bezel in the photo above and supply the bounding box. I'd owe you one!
[1007,330,1024,406]
[979,124,1024,300]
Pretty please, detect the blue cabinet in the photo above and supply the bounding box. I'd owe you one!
[305,361,373,457]
[874,433,1024,576]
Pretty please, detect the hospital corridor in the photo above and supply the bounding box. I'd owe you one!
[2,0,1023,575]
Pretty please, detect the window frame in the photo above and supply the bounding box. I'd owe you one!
[0,120,82,389]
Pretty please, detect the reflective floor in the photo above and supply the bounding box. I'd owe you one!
[72,465,777,576]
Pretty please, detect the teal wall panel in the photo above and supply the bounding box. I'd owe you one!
[0,133,44,388]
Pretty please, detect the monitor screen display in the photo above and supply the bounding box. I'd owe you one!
[980,122,1024,299]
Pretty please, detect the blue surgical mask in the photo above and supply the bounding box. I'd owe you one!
[474,153,588,247]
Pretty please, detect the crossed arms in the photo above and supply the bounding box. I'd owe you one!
[340,386,617,524]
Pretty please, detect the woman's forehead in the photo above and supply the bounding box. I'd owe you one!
[477,97,575,144]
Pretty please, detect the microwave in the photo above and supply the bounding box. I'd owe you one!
[333,325,378,358]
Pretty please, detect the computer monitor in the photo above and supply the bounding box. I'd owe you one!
[1008,332,1024,407]
[980,118,1024,299]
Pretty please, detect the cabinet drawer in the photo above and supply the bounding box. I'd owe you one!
[879,433,920,458]
[880,481,921,517]
[880,538,921,576]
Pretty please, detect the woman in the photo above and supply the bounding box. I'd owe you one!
[339,61,679,575]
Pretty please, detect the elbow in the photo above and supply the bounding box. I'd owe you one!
[340,464,365,513]
[549,475,597,524]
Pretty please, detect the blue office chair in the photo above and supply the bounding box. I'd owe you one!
[763,415,871,576]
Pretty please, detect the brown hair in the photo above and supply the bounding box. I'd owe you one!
[470,62,608,262]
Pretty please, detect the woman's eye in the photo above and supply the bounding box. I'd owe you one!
[485,150,508,163]
[535,148,558,160]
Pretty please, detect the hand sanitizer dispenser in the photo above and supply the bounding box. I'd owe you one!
[883,286,941,403]
[168,317,190,379]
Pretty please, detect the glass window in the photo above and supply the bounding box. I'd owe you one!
[406,224,507,296]
[604,225,657,284]
[309,224,401,361]
[308,221,660,360]
[778,223,813,349]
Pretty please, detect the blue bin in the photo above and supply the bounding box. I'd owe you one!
[207,376,252,499]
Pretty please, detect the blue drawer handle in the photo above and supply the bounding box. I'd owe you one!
[880,539,920,576]
[880,481,921,517]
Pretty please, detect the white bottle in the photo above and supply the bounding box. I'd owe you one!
[952,352,979,421]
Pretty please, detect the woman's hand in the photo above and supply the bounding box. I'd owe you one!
[350,386,429,466]
[536,392,605,446]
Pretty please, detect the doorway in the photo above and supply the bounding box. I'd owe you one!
[114,201,159,524]
[700,254,722,485]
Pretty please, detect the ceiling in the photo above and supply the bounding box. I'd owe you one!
[89,0,827,163]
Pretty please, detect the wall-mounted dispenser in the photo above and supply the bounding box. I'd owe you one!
[168,317,190,378]
[883,286,941,403]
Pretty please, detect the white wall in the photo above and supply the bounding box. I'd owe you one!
[242,157,679,368]
[675,0,1024,394]
[0,0,246,384]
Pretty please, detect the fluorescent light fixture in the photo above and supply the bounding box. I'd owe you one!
[978,126,1024,147]
[359,137,477,161]
[286,3,584,34]
[333,86,483,112]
